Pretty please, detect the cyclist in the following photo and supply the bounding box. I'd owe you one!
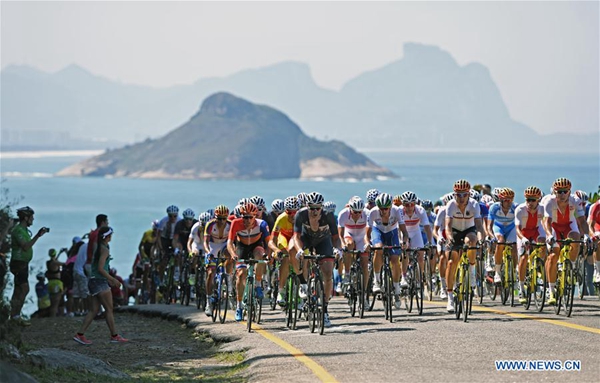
[294,191,341,327]
[137,220,159,300]
[173,208,197,280]
[157,205,180,283]
[399,191,433,290]
[268,196,301,306]
[367,193,410,309]
[203,205,231,316]
[543,177,584,305]
[366,189,380,210]
[587,200,600,283]
[445,179,485,313]
[269,199,285,225]
[488,188,518,285]
[337,197,370,304]
[471,189,491,238]
[433,193,453,298]
[514,186,546,303]
[227,202,270,321]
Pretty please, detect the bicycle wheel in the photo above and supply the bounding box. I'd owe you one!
[181,266,190,306]
[285,275,295,329]
[197,271,207,312]
[463,265,470,322]
[256,286,263,324]
[500,262,508,306]
[218,275,228,323]
[533,259,546,312]
[415,262,423,315]
[165,266,175,305]
[349,267,357,317]
[367,266,376,312]
[424,258,433,302]
[383,268,393,323]
[477,255,485,305]
[315,277,325,335]
[246,279,255,332]
[270,268,279,311]
[564,261,575,317]
[454,264,463,320]
[508,257,515,307]
[524,266,533,310]
[577,255,585,300]
[308,277,317,333]
[357,269,365,319]
[554,267,563,315]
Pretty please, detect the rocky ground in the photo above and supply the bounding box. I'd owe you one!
[7,310,248,383]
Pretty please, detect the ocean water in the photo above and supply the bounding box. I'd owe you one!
[1,150,598,314]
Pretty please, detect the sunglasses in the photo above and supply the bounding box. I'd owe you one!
[216,217,227,221]
[526,198,538,203]
[454,192,468,198]
[286,209,297,215]
[168,214,177,218]
[309,207,322,211]
[351,210,362,214]
[242,216,254,220]
[403,202,415,207]
[379,207,390,211]
[501,199,513,203]
[556,190,570,195]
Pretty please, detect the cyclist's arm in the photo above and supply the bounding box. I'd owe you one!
[337,226,345,245]
[293,231,304,254]
[365,227,372,247]
[423,224,433,245]
[187,235,194,254]
[398,223,410,246]
[474,217,485,241]
[172,233,181,251]
[227,238,237,260]
[576,215,587,238]
[138,235,148,259]
[542,216,553,238]
[267,233,280,254]
[445,216,454,243]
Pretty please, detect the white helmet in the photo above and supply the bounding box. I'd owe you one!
[182,208,195,219]
[166,205,179,215]
[271,199,284,214]
[400,191,418,203]
[349,197,365,212]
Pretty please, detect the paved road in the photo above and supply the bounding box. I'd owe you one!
[122,294,600,383]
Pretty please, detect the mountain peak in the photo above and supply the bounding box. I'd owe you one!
[402,42,458,67]
[198,92,257,119]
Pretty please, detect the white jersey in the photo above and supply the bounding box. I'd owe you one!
[543,195,583,223]
[337,207,368,237]
[514,203,544,229]
[368,205,404,233]
[189,221,204,248]
[400,205,430,234]
[158,215,180,240]
[445,199,481,231]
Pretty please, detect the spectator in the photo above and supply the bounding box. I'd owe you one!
[46,248,65,317]
[33,273,51,318]
[10,206,48,326]
[124,273,137,304]
[62,237,84,317]
[74,226,128,345]
[73,239,89,316]
[85,214,109,277]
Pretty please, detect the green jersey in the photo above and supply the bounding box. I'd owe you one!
[91,243,110,280]
[11,224,33,263]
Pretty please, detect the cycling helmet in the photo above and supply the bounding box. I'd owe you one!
[271,199,284,214]
[48,248,57,258]
[523,186,542,199]
[215,204,229,217]
[240,202,259,216]
[198,212,211,225]
[442,193,454,205]
[233,205,242,218]
[491,188,502,202]
[498,187,515,200]
[552,177,572,191]
[152,219,160,230]
[16,206,35,219]
[250,195,266,210]
[205,208,215,218]
[284,196,300,211]
[238,197,251,207]
[393,195,402,206]
[481,194,493,205]
[166,205,179,215]
[323,201,336,214]
[422,200,433,210]
[307,191,325,206]
[296,192,309,207]
[400,191,418,203]
[182,208,195,219]
[453,179,471,193]
[366,189,380,203]
[36,272,45,280]
[575,190,588,202]
[349,197,365,212]
[469,189,481,202]
[376,193,393,209]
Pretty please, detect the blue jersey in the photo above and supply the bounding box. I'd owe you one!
[488,202,516,231]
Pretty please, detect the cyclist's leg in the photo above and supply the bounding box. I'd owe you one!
[371,227,384,290]
[567,221,581,262]
[493,227,506,282]
[253,245,265,286]
[465,231,478,287]
[343,236,355,282]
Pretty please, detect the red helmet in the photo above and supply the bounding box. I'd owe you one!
[552,177,571,191]
[453,179,471,193]
[524,186,542,199]
[240,202,258,217]
[498,187,515,200]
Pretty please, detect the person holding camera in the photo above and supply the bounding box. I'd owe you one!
[10,206,49,325]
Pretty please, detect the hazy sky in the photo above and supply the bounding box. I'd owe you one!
[2,1,598,135]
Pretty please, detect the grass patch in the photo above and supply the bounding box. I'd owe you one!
[215,350,245,364]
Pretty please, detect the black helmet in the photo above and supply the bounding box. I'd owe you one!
[16,206,35,219]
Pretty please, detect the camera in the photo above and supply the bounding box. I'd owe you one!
[42,227,50,233]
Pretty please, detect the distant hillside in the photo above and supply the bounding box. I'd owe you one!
[2,43,598,151]
[56,93,395,180]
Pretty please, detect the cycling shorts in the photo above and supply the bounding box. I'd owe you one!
[370,227,400,255]
[235,241,264,269]
[493,224,517,243]
[450,226,477,250]
[207,242,227,267]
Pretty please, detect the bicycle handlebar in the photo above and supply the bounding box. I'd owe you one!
[496,242,517,246]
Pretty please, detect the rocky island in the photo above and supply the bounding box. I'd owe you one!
[57,93,395,180]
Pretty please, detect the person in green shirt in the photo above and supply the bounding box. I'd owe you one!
[10,206,49,324]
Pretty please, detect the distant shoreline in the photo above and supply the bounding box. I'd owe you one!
[358,148,599,154]
[0,150,104,159]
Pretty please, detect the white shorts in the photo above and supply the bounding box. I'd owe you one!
[208,241,227,257]
[517,226,546,256]
[407,230,424,249]
[344,233,367,252]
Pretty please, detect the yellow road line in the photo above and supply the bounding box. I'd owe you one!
[425,301,600,335]
[227,313,338,383]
